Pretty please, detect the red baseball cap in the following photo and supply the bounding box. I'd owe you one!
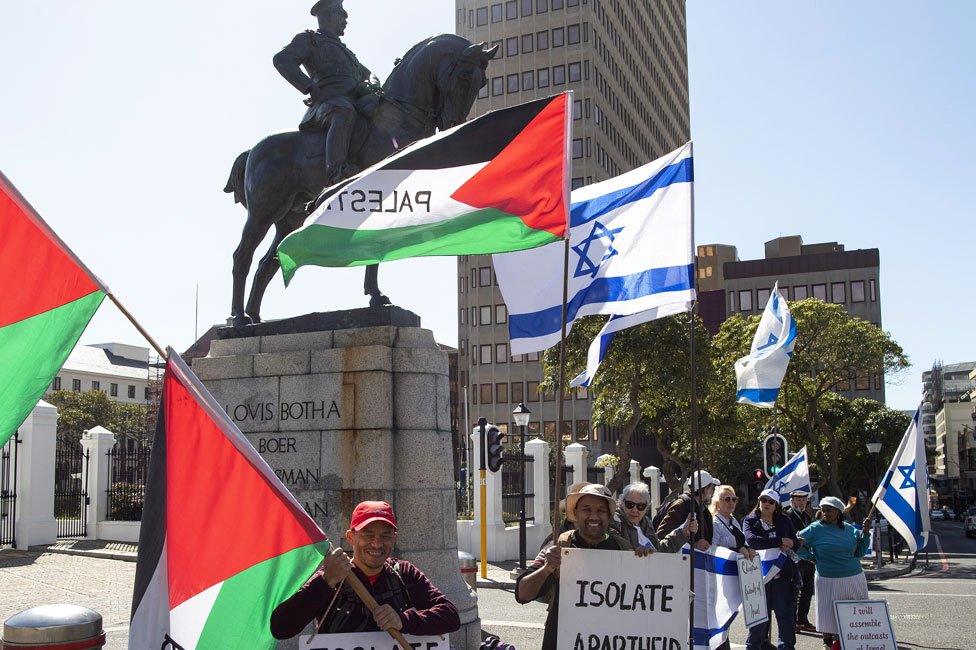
[349,501,398,532]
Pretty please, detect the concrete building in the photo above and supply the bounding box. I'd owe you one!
[698,235,884,401]
[47,343,153,405]
[453,0,690,463]
[923,361,976,506]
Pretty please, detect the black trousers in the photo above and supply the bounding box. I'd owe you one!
[796,560,815,624]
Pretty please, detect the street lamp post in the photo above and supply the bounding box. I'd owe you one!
[866,439,883,569]
[513,402,532,572]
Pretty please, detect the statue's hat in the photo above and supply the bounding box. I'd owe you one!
[310,0,342,16]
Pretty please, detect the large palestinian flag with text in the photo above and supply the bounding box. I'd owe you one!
[129,352,329,649]
[277,93,571,281]
[0,172,105,448]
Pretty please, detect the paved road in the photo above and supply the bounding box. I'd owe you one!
[479,520,976,649]
[1,520,972,649]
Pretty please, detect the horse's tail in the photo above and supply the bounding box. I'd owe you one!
[223,150,250,209]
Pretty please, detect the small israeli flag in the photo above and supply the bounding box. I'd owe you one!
[873,409,930,553]
[764,446,811,503]
[734,283,797,407]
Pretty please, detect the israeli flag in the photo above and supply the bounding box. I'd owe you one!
[872,409,930,553]
[734,283,797,407]
[764,446,812,504]
[493,143,696,355]
[684,546,791,649]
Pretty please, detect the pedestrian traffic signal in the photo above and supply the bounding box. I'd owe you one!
[753,468,764,491]
[486,425,506,473]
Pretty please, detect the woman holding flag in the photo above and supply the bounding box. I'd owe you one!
[796,496,873,650]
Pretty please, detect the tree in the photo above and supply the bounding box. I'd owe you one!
[712,299,910,496]
[541,313,746,493]
[46,390,151,443]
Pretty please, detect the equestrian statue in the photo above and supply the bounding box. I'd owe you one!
[224,0,498,326]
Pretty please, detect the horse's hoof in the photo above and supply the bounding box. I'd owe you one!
[246,313,263,324]
[231,314,253,328]
[369,294,392,308]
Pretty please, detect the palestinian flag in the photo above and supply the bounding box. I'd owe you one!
[129,351,329,649]
[277,92,571,281]
[0,172,105,448]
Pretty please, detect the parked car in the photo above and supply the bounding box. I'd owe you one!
[932,509,945,521]
[965,508,976,538]
[946,508,957,520]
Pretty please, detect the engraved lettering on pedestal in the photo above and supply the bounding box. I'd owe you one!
[246,433,322,488]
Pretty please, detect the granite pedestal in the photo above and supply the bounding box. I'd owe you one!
[192,307,480,648]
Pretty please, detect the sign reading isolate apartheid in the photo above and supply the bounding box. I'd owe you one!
[300,632,447,649]
[737,555,768,628]
[557,548,690,650]
[833,600,897,650]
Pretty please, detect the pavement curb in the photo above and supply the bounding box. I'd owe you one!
[30,545,138,563]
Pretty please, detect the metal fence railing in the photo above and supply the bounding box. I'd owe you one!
[106,442,152,521]
[0,433,19,547]
[587,466,606,485]
[501,452,535,524]
[54,439,89,539]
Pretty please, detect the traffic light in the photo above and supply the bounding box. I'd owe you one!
[753,468,765,491]
[762,432,789,478]
[486,425,506,473]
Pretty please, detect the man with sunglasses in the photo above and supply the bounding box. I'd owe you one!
[784,490,816,632]
[611,482,698,552]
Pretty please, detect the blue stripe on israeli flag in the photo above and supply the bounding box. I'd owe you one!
[494,142,696,355]
[734,283,797,408]
[872,409,930,553]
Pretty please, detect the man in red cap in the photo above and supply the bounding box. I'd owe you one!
[270,501,461,639]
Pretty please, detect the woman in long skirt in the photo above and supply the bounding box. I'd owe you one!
[796,496,873,650]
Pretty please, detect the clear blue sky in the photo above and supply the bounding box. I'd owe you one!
[1,2,972,410]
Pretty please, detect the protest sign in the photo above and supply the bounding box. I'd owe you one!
[557,547,690,649]
[736,555,768,628]
[300,632,448,650]
[833,600,897,650]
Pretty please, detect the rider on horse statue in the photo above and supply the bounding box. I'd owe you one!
[273,0,381,184]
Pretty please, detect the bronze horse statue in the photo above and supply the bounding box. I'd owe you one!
[224,34,498,327]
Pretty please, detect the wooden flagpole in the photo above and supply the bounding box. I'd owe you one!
[686,141,700,648]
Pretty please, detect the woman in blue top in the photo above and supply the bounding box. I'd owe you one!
[743,489,799,650]
[796,496,873,650]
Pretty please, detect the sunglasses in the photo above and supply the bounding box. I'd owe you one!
[720,496,739,503]
[759,498,777,505]
[623,500,648,511]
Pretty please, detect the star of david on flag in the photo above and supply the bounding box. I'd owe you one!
[734,283,797,408]
[872,409,930,553]
[493,142,696,367]
[572,221,624,278]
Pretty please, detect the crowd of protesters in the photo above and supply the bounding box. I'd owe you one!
[270,477,874,650]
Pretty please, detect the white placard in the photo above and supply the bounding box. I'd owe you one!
[300,632,447,650]
[833,600,897,650]
[557,547,690,649]
[736,555,769,629]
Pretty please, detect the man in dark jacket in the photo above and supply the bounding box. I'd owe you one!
[783,489,816,631]
[270,501,460,639]
[655,469,720,550]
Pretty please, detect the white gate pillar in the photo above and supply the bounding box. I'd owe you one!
[525,437,551,546]
[14,401,58,549]
[81,426,116,540]
[629,459,641,486]
[564,443,588,486]
[643,465,662,513]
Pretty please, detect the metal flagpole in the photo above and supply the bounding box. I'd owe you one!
[552,238,571,537]
[686,141,700,648]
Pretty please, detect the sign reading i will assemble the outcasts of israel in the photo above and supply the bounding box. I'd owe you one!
[557,548,690,649]
[833,600,897,650]
[300,632,447,649]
